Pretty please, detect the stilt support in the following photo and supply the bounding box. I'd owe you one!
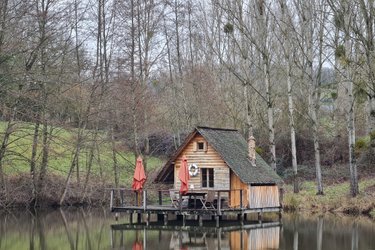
[146,213,150,226]
[164,214,168,226]
[137,213,142,223]
[258,212,263,222]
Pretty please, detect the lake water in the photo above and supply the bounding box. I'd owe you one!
[0,208,374,250]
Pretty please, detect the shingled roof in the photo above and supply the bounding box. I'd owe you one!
[155,127,283,185]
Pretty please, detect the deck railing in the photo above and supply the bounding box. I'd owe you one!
[109,188,246,214]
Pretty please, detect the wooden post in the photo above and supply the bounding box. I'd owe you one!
[240,189,243,209]
[164,214,168,226]
[146,212,150,226]
[179,194,182,212]
[182,214,186,227]
[137,213,141,223]
[135,191,139,206]
[258,211,263,222]
[217,191,221,216]
[110,189,114,211]
[129,213,133,224]
[143,190,147,211]
[215,215,220,227]
[120,189,124,207]
[158,191,162,206]
[199,215,203,227]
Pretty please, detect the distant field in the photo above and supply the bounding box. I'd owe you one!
[0,121,164,186]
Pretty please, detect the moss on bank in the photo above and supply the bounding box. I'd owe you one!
[283,179,375,216]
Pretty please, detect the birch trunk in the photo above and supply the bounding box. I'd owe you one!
[303,0,323,195]
[287,65,298,193]
[279,0,298,192]
[343,2,359,196]
[257,0,276,171]
[265,62,276,171]
[347,79,359,196]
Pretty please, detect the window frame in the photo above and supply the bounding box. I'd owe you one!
[201,168,214,188]
[196,141,207,152]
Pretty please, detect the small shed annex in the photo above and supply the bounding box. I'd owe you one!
[155,127,283,209]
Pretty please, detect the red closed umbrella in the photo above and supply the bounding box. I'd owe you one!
[132,156,147,191]
[179,156,190,195]
[132,241,143,250]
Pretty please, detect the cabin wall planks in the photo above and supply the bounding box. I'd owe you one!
[249,185,280,208]
[229,170,249,208]
[174,135,230,190]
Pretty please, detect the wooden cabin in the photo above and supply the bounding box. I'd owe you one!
[155,127,283,209]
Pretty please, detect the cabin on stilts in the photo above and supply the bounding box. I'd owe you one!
[109,127,283,224]
[155,127,283,211]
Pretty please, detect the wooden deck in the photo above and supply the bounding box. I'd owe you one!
[109,188,282,223]
[111,204,282,215]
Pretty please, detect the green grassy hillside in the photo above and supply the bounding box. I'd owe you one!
[0,121,163,186]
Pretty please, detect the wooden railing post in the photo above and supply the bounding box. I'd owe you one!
[143,190,147,211]
[240,189,243,209]
[179,194,182,212]
[110,189,114,211]
[135,191,138,206]
[158,191,162,206]
[217,191,221,216]
[120,189,124,207]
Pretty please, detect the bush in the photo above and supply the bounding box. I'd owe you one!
[284,195,299,211]
[355,137,368,153]
[369,208,375,219]
[370,131,375,141]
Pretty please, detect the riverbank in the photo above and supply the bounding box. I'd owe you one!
[283,178,375,217]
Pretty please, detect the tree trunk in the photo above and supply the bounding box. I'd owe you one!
[287,65,299,193]
[265,62,276,171]
[37,118,51,202]
[347,80,359,196]
[30,115,40,200]
[342,4,359,196]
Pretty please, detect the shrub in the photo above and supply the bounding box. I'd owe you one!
[255,146,264,155]
[370,130,375,141]
[369,208,375,219]
[355,137,368,153]
[284,195,299,211]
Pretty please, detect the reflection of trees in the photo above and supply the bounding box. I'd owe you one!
[351,222,358,250]
[59,209,75,250]
[80,208,93,250]
[29,212,45,250]
[29,215,35,250]
[316,216,323,250]
[34,212,47,250]
[293,214,299,250]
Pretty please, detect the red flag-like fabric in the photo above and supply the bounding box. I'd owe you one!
[179,156,190,195]
[132,156,146,191]
[132,241,143,250]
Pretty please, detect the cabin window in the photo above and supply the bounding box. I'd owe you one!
[202,168,214,188]
[196,141,206,151]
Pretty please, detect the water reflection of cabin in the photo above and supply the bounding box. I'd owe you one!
[111,221,281,249]
[155,127,283,210]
